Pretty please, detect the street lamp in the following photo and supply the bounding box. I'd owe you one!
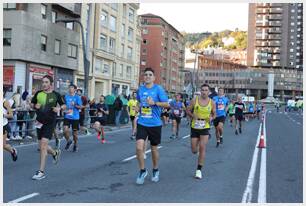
[55,18,90,98]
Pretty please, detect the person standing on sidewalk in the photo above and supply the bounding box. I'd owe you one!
[186,83,216,179]
[63,84,82,152]
[127,92,138,140]
[31,75,65,180]
[135,67,169,185]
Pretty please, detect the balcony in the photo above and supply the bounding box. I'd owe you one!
[269,41,281,47]
[256,41,269,47]
[269,14,282,20]
[256,8,269,14]
[268,34,281,40]
[273,48,281,53]
[256,21,269,26]
[272,54,280,60]
[268,28,281,33]
[269,21,282,27]
[270,8,282,14]
[270,3,283,7]
[257,3,270,8]
[273,62,281,67]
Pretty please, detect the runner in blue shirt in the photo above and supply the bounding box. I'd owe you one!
[135,67,169,185]
[169,93,186,139]
[63,84,82,152]
[212,88,229,147]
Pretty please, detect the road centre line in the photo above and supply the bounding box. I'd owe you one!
[258,112,267,203]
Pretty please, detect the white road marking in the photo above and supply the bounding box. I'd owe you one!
[14,127,131,148]
[122,146,163,162]
[182,135,190,139]
[241,123,262,203]
[8,193,39,203]
[258,111,267,203]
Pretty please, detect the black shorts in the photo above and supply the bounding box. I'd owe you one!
[63,118,79,131]
[136,124,162,146]
[235,114,243,121]
[256,110,261,114]
[130,116,136,122]
[79,113,85,126]
[37,121,56,140]
[170,114,181,124]
[3,125,9,135]
[161,112,169,117]
[229,114,235,117]
[95,117,106,126]
[191,128,210,138]
[213,116,226,127]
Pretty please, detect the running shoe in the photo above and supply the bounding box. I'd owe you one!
[144,153,147,159]
[101,138,106,144]
[11,148,18,162]
[220,137,223,144]
[151,169,160,182]
[170,134,176,139]
[130,135,136,140]
[195,170,202,179]
[32,170,46,180]
[136,169,148,185]
[239,128,242,134]
[52,149,61,164]
[235,130,238,135]
[216,141,220,148]
[73,145,78,152]
[65,139,73,150]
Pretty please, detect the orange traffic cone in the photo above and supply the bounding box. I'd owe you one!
[258,135,265,148]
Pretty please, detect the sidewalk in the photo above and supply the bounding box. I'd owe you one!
[7,123,131,147]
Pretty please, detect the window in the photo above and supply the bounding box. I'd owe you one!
[143,39,147,44]
[66,22,74,30]
[100,34,107,50]
[95,58,103,73]
[52,11,57,23]
[109,16,116,32]
[41,35,47,51]
[121,24,125,38]
[100,11,108,27]
[121,44,125,57]
[127,47,132,60]
[126,66,132,78]
[110,3,118,10]
[3,29,12,46]
[123,4,127,17]
[68,44,77,58]
[54,39,61,55]
[291,9,295,13]
[290,29,294,33]
[41,4,47,19]
[290,22,295,26]
[112,62,117,76]
[119,64,124,77]
[143,28,148,34]
[109,38,116,53]
[128,27,133,41]
[4,3,16,9]
[142,48,147,55]
[141,60,146,66]
[103,63,110,74]
[128,8,134,22]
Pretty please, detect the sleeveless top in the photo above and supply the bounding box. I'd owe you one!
[191,96,212,129]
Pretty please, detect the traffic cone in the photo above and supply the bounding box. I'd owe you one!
[258,134,265,148]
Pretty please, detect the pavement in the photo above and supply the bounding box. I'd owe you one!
[3,107,303,203]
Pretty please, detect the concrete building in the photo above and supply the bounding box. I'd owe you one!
[3,3,81,95]
[139,13,185,94]
[76,3,140,99]
[247,3,303,70]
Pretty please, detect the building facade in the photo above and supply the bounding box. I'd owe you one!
[139,13,185,93]
[3,3,81,95]
[247,3,303,70]
[76,3,140,99]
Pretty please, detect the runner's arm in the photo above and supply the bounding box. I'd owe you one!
[4,100,13,119]
[211,100,216,120]
[186,99,195,119]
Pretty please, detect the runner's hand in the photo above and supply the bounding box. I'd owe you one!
[147,97,155,106]
[35,104,41,110]
[53,107,61,113]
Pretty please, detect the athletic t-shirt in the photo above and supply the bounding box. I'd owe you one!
[248,103,254,113]
[127,99,138,117]
[136,84,168,127]
[64,94,82,120]
[31,90,65,124]
[228,103,235,114]
[170,100,183,117]
[213,96,229,117]
[234,102,245,116]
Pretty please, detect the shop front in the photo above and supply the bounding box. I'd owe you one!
[3,65,14,92]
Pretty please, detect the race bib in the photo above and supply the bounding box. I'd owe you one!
[141,107,152,118]
[194,120,206,129]
[66,109,74,116]
[174,109,180,115]
[218,104,225,110]
[35,121,43,129]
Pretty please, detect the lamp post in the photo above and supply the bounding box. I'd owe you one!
[55,19,90,98]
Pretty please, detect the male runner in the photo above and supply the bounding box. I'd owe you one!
[186,84,216,179]
[234,96,245,135]
[135,67,169,185]
[63,84,82,152]
[169,93,185,139]
[212,88,229,147]
[31,75,65,180]
[127,92,138,140]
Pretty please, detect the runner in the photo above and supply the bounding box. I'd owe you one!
[135,67,169,185]
[228,99,235,127]
[234,96,245,135]
[255,100,261,120]
[212,88,229,147]
[127,92,138,140]
[3,90,18,162]
[169,93,185,139]
[248,101,255,119]
[31,75,65,180]
[161,107,170,126]
[93,95,109,144]
[186,83,216,179]
[63,84,82,152]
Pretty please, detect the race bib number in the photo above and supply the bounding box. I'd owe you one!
[194,120,206,129]
[35,121,43,129]
[66,109,73,116]
[141,107,152,118]
[218,104,225,110]
[174,109,180,115]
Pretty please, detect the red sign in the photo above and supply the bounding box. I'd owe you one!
[29,65,54,79]
[3,65,14,85]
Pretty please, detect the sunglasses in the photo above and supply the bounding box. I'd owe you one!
[144,73,153,77]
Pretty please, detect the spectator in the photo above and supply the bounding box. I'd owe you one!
[20,95,33,139]
[114,95,123,127]
[89,98,97,128]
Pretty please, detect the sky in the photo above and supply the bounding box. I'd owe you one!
[138,3,249,33]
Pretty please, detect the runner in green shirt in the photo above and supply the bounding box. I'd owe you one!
[227,99,235,127]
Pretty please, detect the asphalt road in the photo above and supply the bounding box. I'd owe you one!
[3,108,303,203]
